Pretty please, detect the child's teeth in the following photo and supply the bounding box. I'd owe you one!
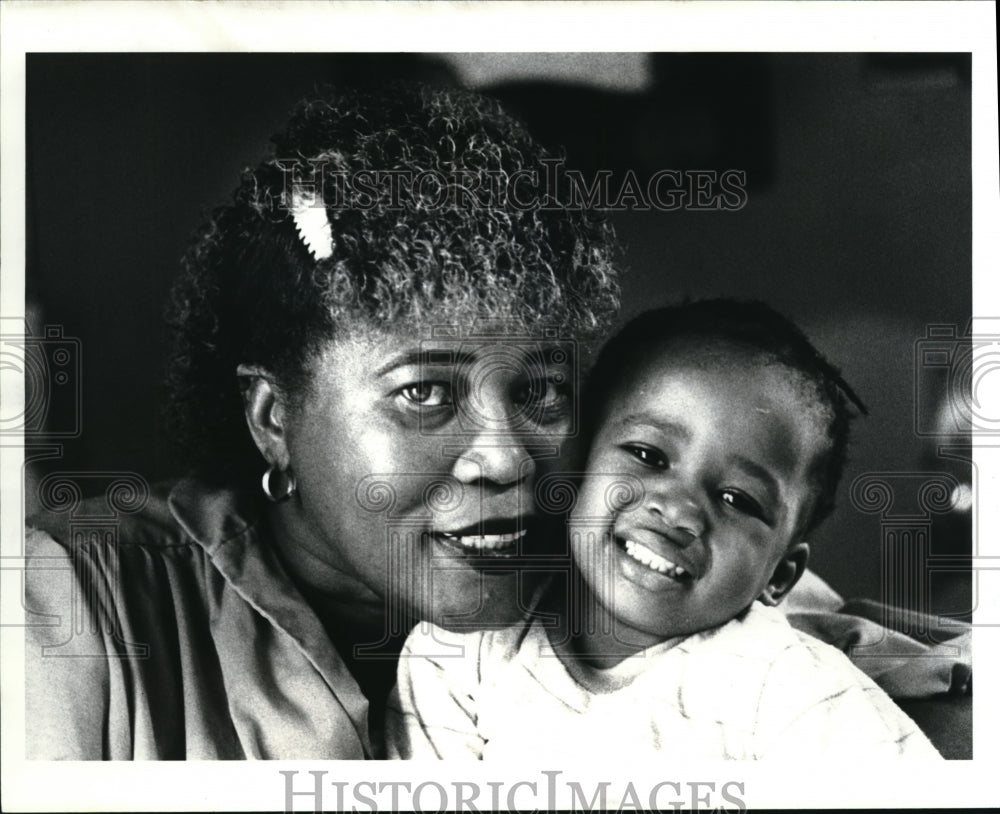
[623,539,687,578]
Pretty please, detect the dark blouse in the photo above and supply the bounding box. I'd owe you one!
[25,478,372,759]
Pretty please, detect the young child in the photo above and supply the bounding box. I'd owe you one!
[386,299,942,760]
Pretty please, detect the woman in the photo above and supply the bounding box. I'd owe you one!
[24,82,621,759]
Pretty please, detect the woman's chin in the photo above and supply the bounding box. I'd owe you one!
[421,569,533,631]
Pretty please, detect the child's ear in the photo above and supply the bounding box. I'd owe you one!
[759,542,810,607]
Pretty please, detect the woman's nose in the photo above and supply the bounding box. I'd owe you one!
[644,482,706,541]
[451,435,537,487]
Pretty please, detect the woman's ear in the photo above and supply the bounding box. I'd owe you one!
[237,364,290,469]
[759,542,810,607]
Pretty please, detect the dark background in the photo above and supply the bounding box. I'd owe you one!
[24,53,971,609]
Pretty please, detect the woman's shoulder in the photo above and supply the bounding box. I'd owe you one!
[27,476,256,556]
[24,476,261,616]
[28,480,184,554]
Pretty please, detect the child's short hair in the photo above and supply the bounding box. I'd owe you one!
[583,298,867,535]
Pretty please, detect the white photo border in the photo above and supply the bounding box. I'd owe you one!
[2,1,997,810]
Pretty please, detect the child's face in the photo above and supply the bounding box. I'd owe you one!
[569,345,823,645]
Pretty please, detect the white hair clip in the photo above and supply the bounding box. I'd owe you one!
[290,187,334,261]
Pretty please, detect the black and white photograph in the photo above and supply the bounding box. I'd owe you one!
[1,2,997,811]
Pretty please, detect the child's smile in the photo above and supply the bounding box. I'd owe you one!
[618,537,695,583]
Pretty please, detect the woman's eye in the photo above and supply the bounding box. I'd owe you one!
[514,378,570,412]
[624,445,667,468]
[398,382,453,407]
[720,489,768,523]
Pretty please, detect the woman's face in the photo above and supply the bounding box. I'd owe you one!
[276,326,582,631]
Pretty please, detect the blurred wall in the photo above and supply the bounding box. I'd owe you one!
[24,53,970,605]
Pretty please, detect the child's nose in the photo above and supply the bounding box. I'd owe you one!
[645,484,705,542]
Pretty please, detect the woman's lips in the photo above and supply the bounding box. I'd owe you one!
[436,528,527,553]
[431,519,531,557]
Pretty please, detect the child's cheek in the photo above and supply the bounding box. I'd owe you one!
[570,467,620,526]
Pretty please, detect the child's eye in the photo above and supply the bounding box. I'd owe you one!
[720,489,769,523]
[398,381,453,407]
[624,444,668,468]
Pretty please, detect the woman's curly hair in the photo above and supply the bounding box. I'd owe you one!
[164,82,622,483]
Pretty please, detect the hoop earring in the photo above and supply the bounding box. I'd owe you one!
[262,465,296,502]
